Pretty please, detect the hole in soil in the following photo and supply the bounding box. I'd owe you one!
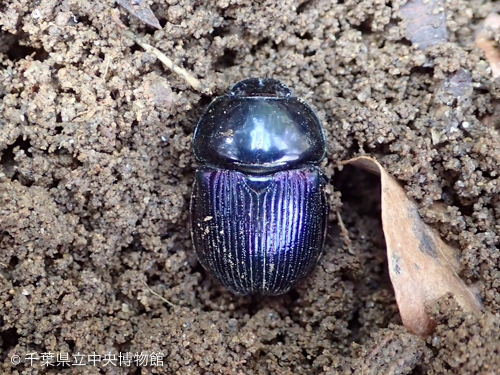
[147,274,161,283]
[190,262,205,276]
[213,49,237,71]
[297,0,312,14]
[397,38,413,46]
[302,348,313,365]
[352,17,373,34]
[66,339,75,351]
[131,119,139,131]
[0,136,33,181]
[128,43,142,54]
[1,136,33,161]
[57,292,67,304]
[143,24,161,35]
[47,178,61,190]
[301,31,313,40]
[410,365,427,375]
[250,37,272,55]
[198,93,215,108]
[158,18,167,28]
[271,332,285,345]
[333,165,396,338]
[332,165,388,258]
[73,14,90,26]
[459,203,474,216]
[287,288,300,302]
[51,63,65,74]
[410,66,434,76]
[110,89,121,99]
[6,41,48,62]
[9,256,19,268]
[0,328,19,350]
[212,25,231,38]
[346,309,361,338]
[332,164,381,216]
[55,148,83,170]
[116,338,132,353]
[183,95,214,133]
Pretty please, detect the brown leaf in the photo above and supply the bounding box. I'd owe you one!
[399,0,447,50]
[475,13,500,78]
[116,0,161,29]
[345,156,483,336]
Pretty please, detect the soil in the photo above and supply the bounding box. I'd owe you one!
[1,0,500,374]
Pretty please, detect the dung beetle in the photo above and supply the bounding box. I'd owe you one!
[190,78,328,295]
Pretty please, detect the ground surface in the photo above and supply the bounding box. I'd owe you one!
[1,0,500,374]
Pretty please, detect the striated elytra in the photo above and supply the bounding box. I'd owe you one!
[190,78,328,295]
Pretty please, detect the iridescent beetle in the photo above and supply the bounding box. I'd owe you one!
[190,78,328,295]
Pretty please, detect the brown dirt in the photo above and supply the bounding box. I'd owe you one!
[0,0,499,374]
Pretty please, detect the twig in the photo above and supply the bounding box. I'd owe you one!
[103,56,111,82]
[141,280,176,307]
[366,332,394,361]
[119,28,211,95]
[337,211,354,255]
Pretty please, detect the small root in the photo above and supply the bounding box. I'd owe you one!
[141,281,176,308]
[337,211,354,255]
[117,24,211,95]
[366,332,394,361]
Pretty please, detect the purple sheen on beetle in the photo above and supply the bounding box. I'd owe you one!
[191,166,328,295]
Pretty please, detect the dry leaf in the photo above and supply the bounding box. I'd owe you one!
[400,0,447,50]
[475,13,500,79]
[116,0,161,29]
[345,156,483,336]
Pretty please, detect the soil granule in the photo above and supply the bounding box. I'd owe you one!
[1,0,500,374]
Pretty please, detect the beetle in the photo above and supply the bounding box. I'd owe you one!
[190,78,328,295]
